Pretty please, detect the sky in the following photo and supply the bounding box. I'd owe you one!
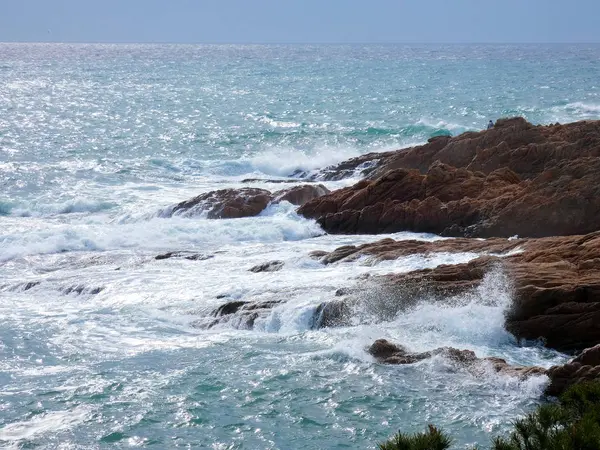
[1,0,599,44]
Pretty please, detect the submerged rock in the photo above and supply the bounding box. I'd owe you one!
[197,300,284,330]
[299,118,600,238]
[249,260,285,273]
[155,251,213,261]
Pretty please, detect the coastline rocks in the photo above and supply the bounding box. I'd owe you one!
[546,345,600,396]
[367,118,600,181]
[164,184,330,219]
[314,232,600,352]
[299,119,600,238]
[301,151,397,181]
[367,339,545,379]
[299,158,600,238]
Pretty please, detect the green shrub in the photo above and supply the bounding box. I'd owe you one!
[492,381,600,450]
[378,425,452,450]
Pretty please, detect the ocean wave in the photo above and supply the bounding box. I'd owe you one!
[415,118,471,135]
[564,102,600,115]
[247,146,363,177]
[5,198,117,217]
[0,203,324,261]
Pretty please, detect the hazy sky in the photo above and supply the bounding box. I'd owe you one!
[1,0,599,44]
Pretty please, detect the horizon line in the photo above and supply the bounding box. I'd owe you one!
[2,40,600,46]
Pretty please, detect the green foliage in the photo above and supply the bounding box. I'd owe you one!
[378,425,452,450]
[378,382,600,450]
[491,381,600,450]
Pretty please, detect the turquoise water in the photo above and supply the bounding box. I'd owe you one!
[0,43,597,449]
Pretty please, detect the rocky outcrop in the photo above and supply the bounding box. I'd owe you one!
[367,339,546,379]
[314,236,523,265]
[299,119,600,238]
[314,232,600,352]
[297,151,398,181]
[546,345,600,396]
[365,118,600,181]
[163,184,330,219]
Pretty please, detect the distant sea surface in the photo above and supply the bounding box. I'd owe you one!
[0,44,598,449]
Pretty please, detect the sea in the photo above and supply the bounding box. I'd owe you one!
[1,43,599,449]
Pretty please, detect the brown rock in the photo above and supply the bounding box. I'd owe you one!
[299,119,600,238]
[367,339,545,379]
[368,339,409,359]
[315,232,600,352]
[546,345,600,396]
[167,188,273,219]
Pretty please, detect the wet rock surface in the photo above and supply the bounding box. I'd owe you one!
[167,188,273,219]
[367,339,546,379]
[163,184,330,219]
[299,151,397,181]
[314,231,600,353]
[197,300,284,330]
[249,260,285,273]
[299,118,600,238]
[155,251,214,261]
[546,345,600,396]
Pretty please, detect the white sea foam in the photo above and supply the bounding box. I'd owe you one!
[565,102,600,114]
[0,406,90,443]
[9,197,117,217]
[0,203,324,261]
[247,146,362,177]
[416,117,471,134]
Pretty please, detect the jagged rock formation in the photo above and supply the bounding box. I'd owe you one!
[299,118,600,238]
